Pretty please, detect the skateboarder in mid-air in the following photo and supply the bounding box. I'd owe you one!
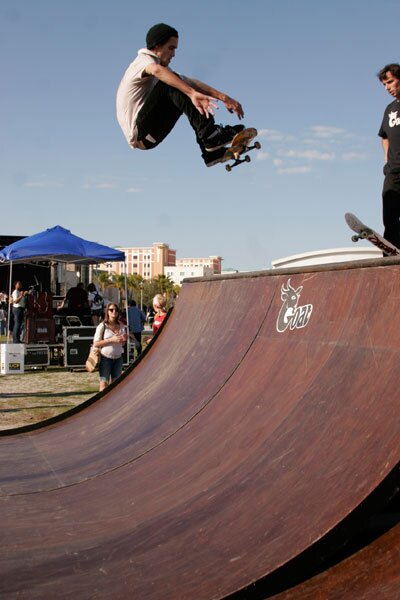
[116,23,245,167]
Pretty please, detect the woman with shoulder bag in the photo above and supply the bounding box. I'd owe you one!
[93,303,126,392]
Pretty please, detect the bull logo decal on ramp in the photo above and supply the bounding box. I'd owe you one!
[276,279,313,333]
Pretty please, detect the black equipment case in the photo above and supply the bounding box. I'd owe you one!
[63,326,96,368]
[24,345,50,369]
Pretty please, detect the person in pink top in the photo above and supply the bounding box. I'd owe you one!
[152,294,167,335]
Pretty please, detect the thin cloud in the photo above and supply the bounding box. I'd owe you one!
[311,125,346,138]
[256,151,269,161]
[82,175,144,191]
[258,124,368,176]
[342,152,368,161]
[277,165,312,175]
[281,149,335,161]
[258,129,295,142]
[23,181,63,188]
[95,183,116,189]
[82,181,117,190]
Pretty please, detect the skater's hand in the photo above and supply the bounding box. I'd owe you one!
[223,96,244,119]
[190,91,218,118]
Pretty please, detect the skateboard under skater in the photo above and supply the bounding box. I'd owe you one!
[345,212,400,256]
[222,127,261,172]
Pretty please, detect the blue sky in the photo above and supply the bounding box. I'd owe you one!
[1,0,399,271]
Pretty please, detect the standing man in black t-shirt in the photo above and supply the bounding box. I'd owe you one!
[378,63,400,248]
[57,282,89,323]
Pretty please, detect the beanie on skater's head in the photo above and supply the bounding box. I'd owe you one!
[146,23,178,49]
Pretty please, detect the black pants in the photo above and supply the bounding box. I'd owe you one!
[12,307,24,343]
[132,331,142,355]
[136,80,216,158]
[383,172,400,248]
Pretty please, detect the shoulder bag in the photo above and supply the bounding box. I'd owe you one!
[85,323,106,372]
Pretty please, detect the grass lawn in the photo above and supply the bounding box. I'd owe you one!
[0,330,148,430]
[0,365,99,430]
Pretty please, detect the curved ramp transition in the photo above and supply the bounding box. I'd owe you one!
[273,521,400,599]
[1,260,400,598]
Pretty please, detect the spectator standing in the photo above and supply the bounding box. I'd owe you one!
[10,281,27,343]
[377,63,400,247]
[152,294,167,335]
[87,283,104,325]
[57,282,89,323]
[93,303,126,392]
[127,300,146,355]
[0,291,7,337]
[0,290,7,308]
[0,305,6,336]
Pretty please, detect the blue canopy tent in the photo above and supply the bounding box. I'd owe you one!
[0,225,127,341]
[0,225,125,264]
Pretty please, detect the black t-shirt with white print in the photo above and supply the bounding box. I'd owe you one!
[379,99,400,174]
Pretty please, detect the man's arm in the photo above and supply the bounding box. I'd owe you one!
[144,64,217,117]
[185,77,244,119]
[381,137,389,163]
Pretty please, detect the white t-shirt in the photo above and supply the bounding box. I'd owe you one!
[94,322,125,359]
[12,289,25,308]
[88,291,103,312]
[116,48,160,148]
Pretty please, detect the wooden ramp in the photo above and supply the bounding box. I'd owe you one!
[1,260,400,599]
[272,522,400,599]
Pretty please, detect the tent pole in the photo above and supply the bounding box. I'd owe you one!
[123,260,129,362]
[124,259,129,328]
[7,261,13,342]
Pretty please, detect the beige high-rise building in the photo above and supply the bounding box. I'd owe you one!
[175,256,222,274]
[103,245,222,282]
[104,242,176,280]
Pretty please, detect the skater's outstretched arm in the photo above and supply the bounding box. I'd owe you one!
[184,77,244,120]
[145,63,217,118]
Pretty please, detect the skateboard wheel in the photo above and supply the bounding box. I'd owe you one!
[225,164,232,172]
[360,231,368,239]
[245,155,251,163]
[255,141,261,150]
[351,235,359,242]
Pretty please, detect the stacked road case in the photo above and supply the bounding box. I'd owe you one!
[24,345,50,369]
[63,326,96,369]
